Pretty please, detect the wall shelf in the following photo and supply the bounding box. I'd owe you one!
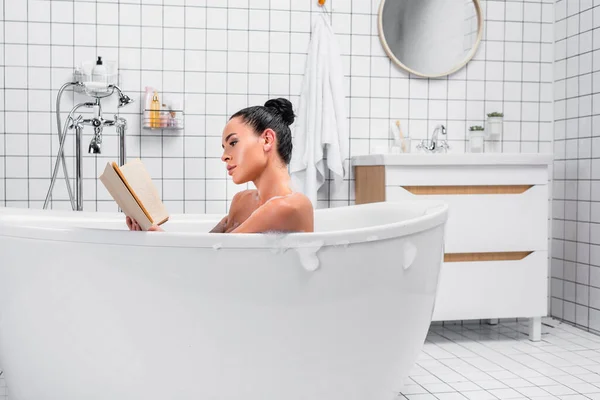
[142,108,184,130]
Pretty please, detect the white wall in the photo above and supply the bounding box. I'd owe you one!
[0,0,553,216]
[551,0,600,333]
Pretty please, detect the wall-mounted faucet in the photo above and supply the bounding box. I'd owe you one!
[417,124,449,153]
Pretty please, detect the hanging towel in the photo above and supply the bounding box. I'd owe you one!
[290,13,349,208]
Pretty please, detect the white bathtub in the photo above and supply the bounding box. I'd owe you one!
[0,200,447,400]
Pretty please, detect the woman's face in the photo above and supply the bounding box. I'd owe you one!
[221,117,269,184]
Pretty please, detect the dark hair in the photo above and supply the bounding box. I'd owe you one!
[230,98,295,164]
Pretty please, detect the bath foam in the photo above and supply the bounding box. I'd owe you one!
[335,239,350,248]
[293,240,325,272]
[265,231,291,255]
[402,240,418,270]
[264,234,324,271]
[268,236,325,272]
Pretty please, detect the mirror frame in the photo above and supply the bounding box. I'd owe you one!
[377,0,484,79]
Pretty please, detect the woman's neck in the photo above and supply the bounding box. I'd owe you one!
[253,164,292,205]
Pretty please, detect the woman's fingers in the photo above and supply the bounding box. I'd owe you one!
[126,216,141,231]
[127,216,158,232]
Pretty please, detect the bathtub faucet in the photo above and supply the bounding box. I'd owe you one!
[61,101,128,211]
[417,125,449,153]
[44,79,133,211]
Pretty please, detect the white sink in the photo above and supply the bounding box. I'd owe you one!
[351,153,554,167]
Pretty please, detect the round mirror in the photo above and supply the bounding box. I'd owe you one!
[378,0,483,78]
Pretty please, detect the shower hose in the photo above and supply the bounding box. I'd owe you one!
[43,82,92,210]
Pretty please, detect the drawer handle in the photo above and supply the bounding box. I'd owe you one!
[444,251,533,262]
[403,185,533,195]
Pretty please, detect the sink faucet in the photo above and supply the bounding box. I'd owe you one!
[417,124,449,153]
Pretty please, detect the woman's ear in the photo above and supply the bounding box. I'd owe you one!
[262,129,276,152]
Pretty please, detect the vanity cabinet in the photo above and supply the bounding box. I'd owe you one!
[352,153,553,341]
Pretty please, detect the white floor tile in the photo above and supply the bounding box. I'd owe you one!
[448,381,481,392]
[405,394,437,400]
[399,384,428,395]
[540,384,577,396]
[487,388,524,399]
[434,393,468,400]
[420,382,454,394]
[401,318,600,400]
[516,386,552,397]
[565,382,600,393]
[463,390,498,400]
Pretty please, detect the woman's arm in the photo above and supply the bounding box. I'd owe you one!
[209,216,228,233]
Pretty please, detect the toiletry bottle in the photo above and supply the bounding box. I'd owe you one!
[92,56,107,85]
[150,91,160,128]
[171,101,182,128]
[74,65,84,84]
[168,106,176,127]
[160,103,168,128]
[144,86,154,112]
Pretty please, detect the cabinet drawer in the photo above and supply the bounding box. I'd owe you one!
[431,251,548,321]
[386,184,548,253]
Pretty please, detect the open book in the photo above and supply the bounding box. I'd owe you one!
[99,159,169,231]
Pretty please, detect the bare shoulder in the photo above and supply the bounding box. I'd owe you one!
[285,192,313,213]
[232,192,314,233]
[230,189,258,209]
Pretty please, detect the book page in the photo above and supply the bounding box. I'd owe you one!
[118,159,169,225]
[99,162,155,231]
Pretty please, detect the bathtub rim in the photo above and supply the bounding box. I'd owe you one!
[0,200,448,249]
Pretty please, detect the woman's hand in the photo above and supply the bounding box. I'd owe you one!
[126,216,164,232]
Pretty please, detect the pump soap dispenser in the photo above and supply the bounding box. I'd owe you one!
[92,56,107,86]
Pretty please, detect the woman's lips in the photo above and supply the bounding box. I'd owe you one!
[227,166,236,175]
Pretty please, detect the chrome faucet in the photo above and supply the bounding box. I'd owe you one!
[44,81,132,211]
[73,101,127,158]
[417,124,449,153]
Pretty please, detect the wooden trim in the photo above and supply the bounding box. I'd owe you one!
[403,185,533,195]
[444,251,533,263]
[354,165,385,204]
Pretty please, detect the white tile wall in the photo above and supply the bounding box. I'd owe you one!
[0,0,554,214]
[551,0,600,334]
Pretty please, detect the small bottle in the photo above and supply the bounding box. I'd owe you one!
[150,91,160,128]
[92,56,107,85]
[144,87,153,111]
[171,101,182,128]
[160,103,169,128]
[74,65,83,83]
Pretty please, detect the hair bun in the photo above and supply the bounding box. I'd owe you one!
[264,98,295,126]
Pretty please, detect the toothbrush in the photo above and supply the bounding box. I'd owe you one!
[395,120,407,153]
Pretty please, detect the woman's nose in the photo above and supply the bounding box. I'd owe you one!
[221,152,230,162]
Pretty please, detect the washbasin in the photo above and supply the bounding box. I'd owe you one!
[352,152,554,167]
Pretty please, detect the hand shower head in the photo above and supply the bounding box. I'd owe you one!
[118,93,133,108]
[109,84,134,108]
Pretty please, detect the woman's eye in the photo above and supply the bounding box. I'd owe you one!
[230,140,237,147]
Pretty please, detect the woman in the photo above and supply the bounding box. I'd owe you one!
[127,98,314,233]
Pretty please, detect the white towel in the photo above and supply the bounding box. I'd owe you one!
[290,13,349,208]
